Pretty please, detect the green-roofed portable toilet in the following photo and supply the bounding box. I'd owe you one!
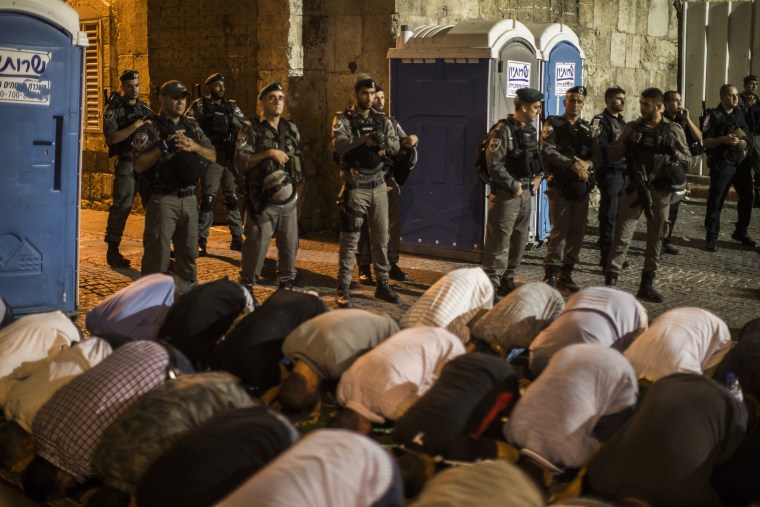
[388,20,540,262]
[0,0,87,316]
[529,23,586,243]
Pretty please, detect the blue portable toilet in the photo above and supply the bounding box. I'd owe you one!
[388,20,540,261]
[0,0,87,316]
[529,23,585,242]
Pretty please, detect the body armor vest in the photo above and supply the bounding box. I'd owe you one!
[342,109,386,174]
[108,95,152,158]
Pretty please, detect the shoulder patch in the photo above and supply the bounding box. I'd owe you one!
[233,106,243,117]
[133,132,149,150]
[236,132,248,150]
[104,109,115,121]
[542,123,554,139]
[333,120,344,131]
[488,138,502,153]
[702,115,710,131]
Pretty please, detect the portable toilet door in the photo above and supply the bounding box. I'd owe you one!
[530,23,585,243]
[388,20,539,261]
[0,0,87,316]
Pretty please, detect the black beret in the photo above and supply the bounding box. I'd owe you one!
[375,84,384,93]
[744,74,759,84]
[159,80,191,98]
[119,70,139,83]
[205,73,224,85]
[516,87,544,103]
[258,82,284,100]
[354,77,377,92]
[567,86,587,96]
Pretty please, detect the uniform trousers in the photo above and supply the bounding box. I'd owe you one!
[198,151,243,242]
[544,187,589,268]
[596,170,628,254]
[239,198,298,284]
[105,159,137,245]
[142,192,198,283]
[704,159,754,238]
[482,189,532,284]
[356,178,400,266]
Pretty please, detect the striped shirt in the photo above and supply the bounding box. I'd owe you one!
[400,267,493,342]
[624,307,732,382]
[529,287,648,375]
[32,341,171,481]
[471,281,565,349]
[218,429,402,507]
[337,327,465,423]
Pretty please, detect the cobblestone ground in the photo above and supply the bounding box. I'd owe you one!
[78,196,760,334]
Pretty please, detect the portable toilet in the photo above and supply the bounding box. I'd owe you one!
[529,23,585,243]
[388,20,540,262]
[0,0,87,316]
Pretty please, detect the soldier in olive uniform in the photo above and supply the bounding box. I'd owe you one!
[481,88,545,301]
[133,81,216,287]
[541,86,595,292]
[355,84,418,285]
[234,82,303,298]
[332,75,401,308]
[186,73,247,255]
[604,88,692,302]
[703,83,755,251]
[102,70,153,267]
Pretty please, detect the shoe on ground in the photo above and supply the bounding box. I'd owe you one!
[375,280,400,304]
[198,241,208,257]
[731,231,757,247]
[230,235,244,251]
[706,237,718,252]
[106,246,130,268]
[358,265,374,286]
[278,280,294,290]
[497,277,517,297]
[336,285,351,308]
[389,263,410,282]
[662,243,679,255]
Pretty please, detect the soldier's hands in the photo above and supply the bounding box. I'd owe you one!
[132,119,145,130]
[173,134,199,153]
[572,157,590,181]
[530,175,543,193]
[269,149,290,165]
[402,135,419,148]
[724,134,741,146]
[515,184,524,196]
[158,137,180,154]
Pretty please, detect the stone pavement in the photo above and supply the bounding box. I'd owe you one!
[78,196,760,334]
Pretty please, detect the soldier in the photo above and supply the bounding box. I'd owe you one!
[133,81,216,287]
[739,75,760,208]
[603,88,692,303]
[703,84,755,251]
[593,86,627,269]
[541,86,595,292]
[481,88,544,301]
[102,70,153,268]
[332,75,401,308]
[186,73,246,256]
[355,84,418,285]
[234,82,303,298]
[662,90,703,254]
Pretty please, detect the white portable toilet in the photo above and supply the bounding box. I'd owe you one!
[388,20,541,262]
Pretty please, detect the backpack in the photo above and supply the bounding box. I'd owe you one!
[475,120,509,185]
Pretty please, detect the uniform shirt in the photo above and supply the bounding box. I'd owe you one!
[471,281,565,350]
[102,95,153,156]
[186,96,246,151]
[282,309,399,380]
[217,429,403,507]
[485,116,543,194]
[85,273,176,345]
[412,460,543,507]
[32,341,172,481]
[529,287,648,375]
[1,338,112,433]
[400,267,493,343]
[0,311,81,380]
[541,115,595,171]
[624,307,732,382]
[594,109,626,172]
[608,117,692,176]
[92,372,253,495]
[136,407,298,507]
[331,107,400,176]
[505,344,638,470]
[337,327,465,423]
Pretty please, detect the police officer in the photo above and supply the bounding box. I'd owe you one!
[662,90,703,254]
[234,82,303,298]
[593,86,627,269]
[133,81,216,287]
[739,75,760,208]
[481,88,544,301]
[332,75,401,307]
[186,73,247,255]
[102,70,153,268]
[541,86,594,292]
[604,88,691,303]
[355,84,418,285]
[703,83,755,251]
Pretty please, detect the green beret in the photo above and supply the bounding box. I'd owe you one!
[258,81,283,100]
[205,73,224,85]
[744,74,759,84]
[119,70,139,83]
[567,86,587,96]
[516,87,544,103]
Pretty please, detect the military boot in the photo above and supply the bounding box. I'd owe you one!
[558,265,581,292]
[198,239,208,257]
[358,265,374,286]
[543,266,560,289]
[604,271,618,287]
[389,263,410,282]
[239,277,261,307]
[498,277,517,297]
[336,285,351,308]
[375,280,400,304]
[230,235,244,251]
[106,241,130,268]
[636,271,663,303]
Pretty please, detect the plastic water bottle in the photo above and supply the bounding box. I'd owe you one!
[726,372,744,404]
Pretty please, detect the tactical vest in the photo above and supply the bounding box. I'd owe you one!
[595,113,627,172]
[625,120,675,180]
[108,95,153,158]
[150,116,208,191]
[341,109,386,174]
[248,120,302,206]
[548,116,593,160]
[707,108,750,164]
[504,118,542,180]
[195,98,238,149]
